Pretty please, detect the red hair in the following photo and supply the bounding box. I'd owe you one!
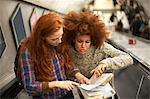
[23,12,69,81]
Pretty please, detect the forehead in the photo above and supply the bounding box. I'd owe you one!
[76,34,90,39]
[49,27,63,38]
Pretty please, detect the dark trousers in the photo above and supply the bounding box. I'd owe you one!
[60,91,74,99]
[33,91,75,99]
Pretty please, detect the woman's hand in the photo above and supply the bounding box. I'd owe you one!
[75,72,90,84]
[54,80,80,91]
[90,63,106,79]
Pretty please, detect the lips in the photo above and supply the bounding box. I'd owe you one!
[80,49,86,52]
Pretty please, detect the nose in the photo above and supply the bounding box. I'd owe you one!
[57,37,62,43]
[81,42,86,48]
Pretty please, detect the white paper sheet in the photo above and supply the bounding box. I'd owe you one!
[79,83,116,98]
[79,73,113,91]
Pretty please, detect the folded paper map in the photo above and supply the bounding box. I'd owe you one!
[79,73,113,91]
[79,73,115,99]
[80,83,116,99]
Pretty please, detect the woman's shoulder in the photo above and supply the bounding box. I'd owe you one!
[103,42,114,49]
[101,42,118,53]
[18,43,31,55]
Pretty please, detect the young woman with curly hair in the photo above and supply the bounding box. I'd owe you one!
[63,11,133,79]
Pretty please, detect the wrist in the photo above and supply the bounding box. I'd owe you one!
[99,63,107,68]
[75,72,84,81]
[48,81,58,88]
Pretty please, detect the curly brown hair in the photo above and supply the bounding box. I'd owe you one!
[63,11,109,48]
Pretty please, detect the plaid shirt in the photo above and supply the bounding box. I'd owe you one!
[18,46,70,99]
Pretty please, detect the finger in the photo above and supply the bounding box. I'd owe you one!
[85,79,90,84]
[69,85,74,90]
[81,79,90,84]
[98,68,104,74]
[80,80,85,84]
[92,73,97,79]
[97,66,103,73]
[72,82,80,87]
[90,69,95,74]
[67,84,74,91]
[102,66,106,72]
[66,87,72,91]
[95,70,101,76]
[65,85,71,91]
